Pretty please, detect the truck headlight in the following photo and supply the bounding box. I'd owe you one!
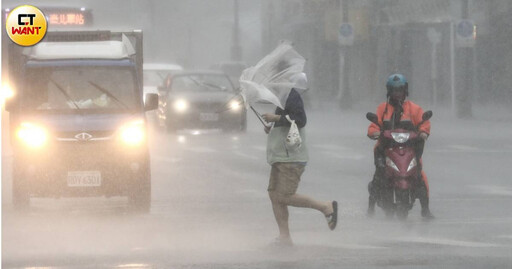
[173,99,189,112]
[1,83,15,99]
[1,82,15,107]
[119,119,145,145]
[16,122,48,148]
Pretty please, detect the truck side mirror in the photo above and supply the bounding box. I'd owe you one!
[422,110,433,121]
[144,93,158,111]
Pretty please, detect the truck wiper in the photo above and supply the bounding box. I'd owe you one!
[88,81,130,111]
[49,78,81,110]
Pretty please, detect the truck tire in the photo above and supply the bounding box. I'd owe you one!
[12,163,30,210]
[128,164,151,213]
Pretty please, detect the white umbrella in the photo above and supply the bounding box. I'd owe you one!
[239,41,306,110]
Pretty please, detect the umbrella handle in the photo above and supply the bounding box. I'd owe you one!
[250,106,271,128]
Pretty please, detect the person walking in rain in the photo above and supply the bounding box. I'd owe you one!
[262,72,338,246]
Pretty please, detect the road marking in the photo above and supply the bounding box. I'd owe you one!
[186,147,216,153]
[432,218,512,225]
[321,151,364,160]
[152,155,182,163]
[468,185,512,196]
[397,237,502,247]
[233,151,259,160]
[235,189,266,198]
[312,144,351,151]
[449,144,479,151]
[431,149,512,153]
[498,235,512,240]
[431,144,512,153]
[251,145,266,151]
[332,243,386,250]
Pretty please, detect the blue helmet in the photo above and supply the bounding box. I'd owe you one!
[386,73,408,97]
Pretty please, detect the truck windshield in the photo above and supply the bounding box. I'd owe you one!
[21,66,139,112]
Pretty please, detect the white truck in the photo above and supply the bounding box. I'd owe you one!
[5,30,157,212]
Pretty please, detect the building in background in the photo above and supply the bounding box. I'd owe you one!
[262,0,512,114]
[2,0,512,112]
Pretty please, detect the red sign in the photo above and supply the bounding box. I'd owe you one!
[48,13,85,25]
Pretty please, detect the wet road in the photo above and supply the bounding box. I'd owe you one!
[3,104,512,268]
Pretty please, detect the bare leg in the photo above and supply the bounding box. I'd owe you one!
[283,193,333,215]
[270,191,333,216]
[269,191,291,239]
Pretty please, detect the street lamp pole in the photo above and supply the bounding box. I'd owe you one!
[455,0,473,118]
[231,0,242,61]
[340,0,352,109]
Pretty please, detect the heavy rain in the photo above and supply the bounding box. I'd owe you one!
[1,0,512,268]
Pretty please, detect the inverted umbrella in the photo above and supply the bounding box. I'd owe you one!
[239,41,307,126]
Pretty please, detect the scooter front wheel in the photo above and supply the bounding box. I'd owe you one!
[396,204,409,220]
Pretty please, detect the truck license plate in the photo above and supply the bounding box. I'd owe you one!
[200,113,219,121]
[67,171,101,187]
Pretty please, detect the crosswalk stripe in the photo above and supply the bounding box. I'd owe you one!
[396,237,502,247]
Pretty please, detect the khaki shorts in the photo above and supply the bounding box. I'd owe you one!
[268,162,305,195]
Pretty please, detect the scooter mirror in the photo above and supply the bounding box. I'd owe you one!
[422,110,433,121]
[366,112,379,125]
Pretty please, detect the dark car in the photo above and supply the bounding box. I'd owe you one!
[157,71,247,132]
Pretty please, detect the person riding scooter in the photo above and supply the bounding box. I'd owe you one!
[367,74,434,219]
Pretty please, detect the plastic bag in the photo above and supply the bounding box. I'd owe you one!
[285,115,302,151]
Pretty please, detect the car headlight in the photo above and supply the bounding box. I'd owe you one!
[407,157,417,172]
[16,122,48,148]
[119,119,145,145]
[386,157,400,172]
[173,99,189,112]
[229,100,242,111]
[391,132,410,143]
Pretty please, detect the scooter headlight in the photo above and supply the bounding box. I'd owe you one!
[119,119,145,146]
[407,157,417,172]
[391,132,410,143]
[16,122,48,148]
[386,157,400,172]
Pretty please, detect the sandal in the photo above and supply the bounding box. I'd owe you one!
[325,201,338,231]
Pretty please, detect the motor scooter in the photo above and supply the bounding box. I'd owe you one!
[366,111,432,219]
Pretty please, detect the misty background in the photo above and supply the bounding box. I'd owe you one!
[2,1,512,268]
[3,0,512,115]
